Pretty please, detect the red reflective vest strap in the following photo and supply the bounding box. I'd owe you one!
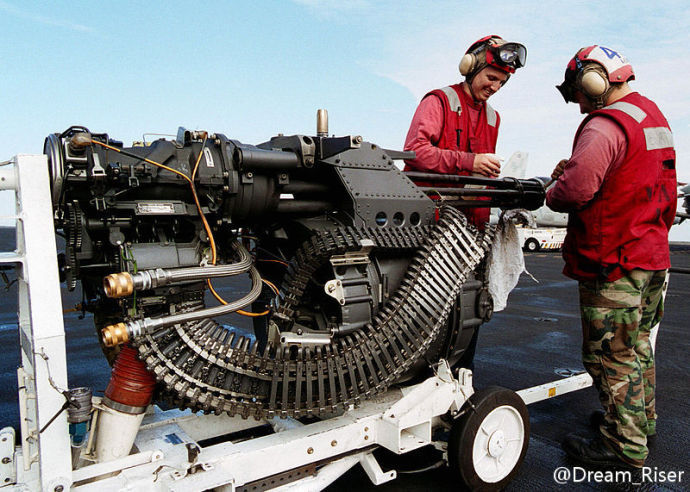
[404,84,500,228]
[562,92,677,281]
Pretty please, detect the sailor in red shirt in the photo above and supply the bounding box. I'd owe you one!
[403,35,527,228]
[547,46,676,470]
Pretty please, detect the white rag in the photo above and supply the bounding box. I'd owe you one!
[487,209,535,311]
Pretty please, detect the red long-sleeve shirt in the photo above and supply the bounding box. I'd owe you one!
[546,116,626,212]
[403,93,479,173]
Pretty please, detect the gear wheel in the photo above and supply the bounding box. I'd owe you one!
[63,201,84,291]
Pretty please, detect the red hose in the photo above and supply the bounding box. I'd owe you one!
[104,345,156,409]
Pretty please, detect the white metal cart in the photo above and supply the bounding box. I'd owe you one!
[0,154,597,491]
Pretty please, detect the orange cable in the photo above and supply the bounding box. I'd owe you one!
[92,137,271,317]
[262,279,280,296]
[91,140,192,184]
[257,258,289,267]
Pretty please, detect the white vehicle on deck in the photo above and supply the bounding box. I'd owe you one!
[518,226,566,252]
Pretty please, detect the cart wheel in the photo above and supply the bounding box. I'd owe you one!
[524,238,540,252]
[448,386,529,491]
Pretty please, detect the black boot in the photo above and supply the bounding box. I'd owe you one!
[562,434,637,469]
[589,409,605,429]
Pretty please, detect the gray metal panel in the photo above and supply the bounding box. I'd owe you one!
[334,165,434,229]
[323,142,397,170]
[322,141,435,228]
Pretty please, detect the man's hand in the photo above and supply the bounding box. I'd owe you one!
[472,153,501,177]
[551,159,568,180]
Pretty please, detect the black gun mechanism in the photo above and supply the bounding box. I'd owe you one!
[44,113,545,419]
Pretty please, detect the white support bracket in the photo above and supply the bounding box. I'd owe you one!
[377,362,473,454]
[0,427,17,486]
[359,451,396,485]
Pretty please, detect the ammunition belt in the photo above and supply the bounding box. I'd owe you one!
[136,207,494,419]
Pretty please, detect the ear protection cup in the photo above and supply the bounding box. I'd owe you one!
[579,66,609,97]
[459,53,475,76]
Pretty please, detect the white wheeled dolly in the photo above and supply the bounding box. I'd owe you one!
[0,154,600,491]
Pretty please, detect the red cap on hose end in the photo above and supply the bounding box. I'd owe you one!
[104,345,156,411]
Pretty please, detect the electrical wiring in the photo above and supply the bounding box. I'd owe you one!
[90,137,274,317]
[90,140,193,184]
[257,258,289,267]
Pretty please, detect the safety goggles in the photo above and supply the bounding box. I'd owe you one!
[556,58,582,103]
[556,81,576,103]
[491,42,527,70]
[556,54,586,103]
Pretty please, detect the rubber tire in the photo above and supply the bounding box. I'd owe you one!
[524,238,540,252]
[448,386,530,491]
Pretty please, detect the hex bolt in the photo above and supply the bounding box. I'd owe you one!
[331,440,337,447]
[307,447,314,454]
[54,486,64,492]
[1,457,9,464]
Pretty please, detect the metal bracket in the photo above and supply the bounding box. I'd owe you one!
[329,239,374,267]
[89,153,106,178]
[324,279,345,305]
[359,452,396,486]
[0,427,17,486]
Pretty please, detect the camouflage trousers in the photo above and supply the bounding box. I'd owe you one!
[578,269,667,467]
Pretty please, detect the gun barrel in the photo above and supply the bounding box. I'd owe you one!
[410,174,546,211]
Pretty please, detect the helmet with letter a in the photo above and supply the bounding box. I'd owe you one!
[556,45,635,109]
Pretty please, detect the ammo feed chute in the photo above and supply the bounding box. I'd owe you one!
[44,117,545,419]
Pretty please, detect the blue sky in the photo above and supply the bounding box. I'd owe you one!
[1,0,689,239]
